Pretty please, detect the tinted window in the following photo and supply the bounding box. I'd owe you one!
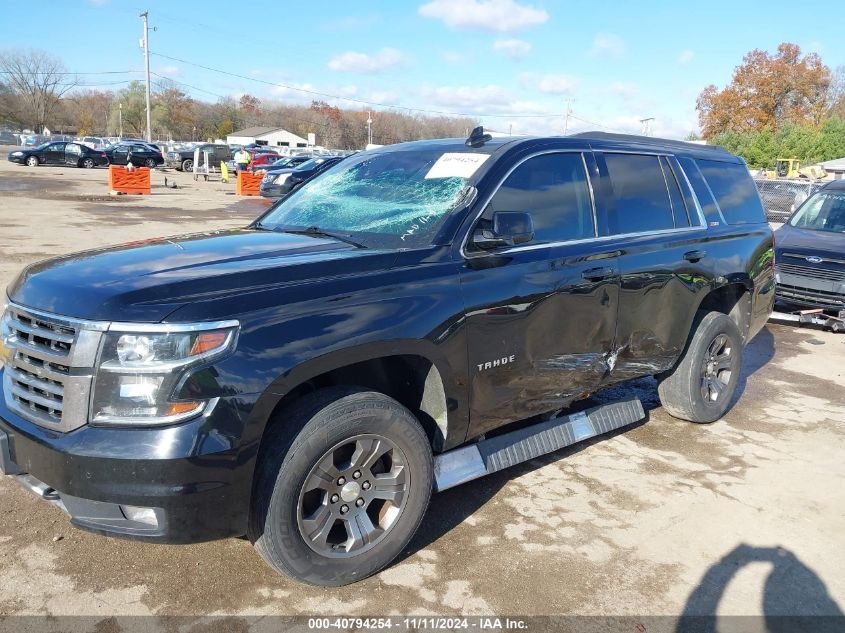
[696,159,765,225]
[487,153,594,243]
[661,156,690,227]
[604,153,674,234]
[678,157,719,222]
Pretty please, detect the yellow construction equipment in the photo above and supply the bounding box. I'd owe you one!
[764,158,826,180]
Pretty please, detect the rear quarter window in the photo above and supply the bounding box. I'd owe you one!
[696,158,766,225]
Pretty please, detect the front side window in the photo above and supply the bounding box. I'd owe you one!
[604,153,675,234]
[257,149,482,248]
[485,153,594,244]
[789,191,845,233]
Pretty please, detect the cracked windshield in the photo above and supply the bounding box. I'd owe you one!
[259,149,483,248]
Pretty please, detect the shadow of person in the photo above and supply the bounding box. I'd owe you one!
[677,544,844,633]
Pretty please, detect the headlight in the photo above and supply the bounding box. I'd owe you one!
[274,173,290,185]
[10,151,23,156]
[90,322,238,426]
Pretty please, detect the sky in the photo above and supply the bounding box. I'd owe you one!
[1,0,841,140]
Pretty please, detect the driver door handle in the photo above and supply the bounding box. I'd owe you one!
[683,250,707,262]
[581,266,616,281]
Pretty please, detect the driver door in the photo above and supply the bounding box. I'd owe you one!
[458,150,621,437]
[44,142,66,164]
[111,144,128,165]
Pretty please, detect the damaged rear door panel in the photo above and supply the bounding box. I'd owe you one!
[593,151,714,381]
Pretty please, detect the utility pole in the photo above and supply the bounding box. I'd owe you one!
[563,98,572,135]
[140,11,152,142]
[118,102,123,138]
[366,110,373,146]
[639,117,655,137]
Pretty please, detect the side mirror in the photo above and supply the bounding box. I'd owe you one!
[472,211,535,249]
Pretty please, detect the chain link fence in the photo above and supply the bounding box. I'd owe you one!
[754,178,825,224]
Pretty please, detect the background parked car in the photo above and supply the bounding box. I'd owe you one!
[251,155,311,174]
[104,143,164,168]
[165,143,232,172]
[259,155,343,199]
[0,130,19,145]
[7,142,109,168]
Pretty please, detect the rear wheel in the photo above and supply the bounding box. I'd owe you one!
[81,157,95,169]
[181,158,193,172]
[657,311,743,423]
[25,155,39,167]
[249,387,433,586]
[144,158,156,168]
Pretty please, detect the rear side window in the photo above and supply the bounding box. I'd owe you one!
[661,156,690,228]
[487,152,594,243]
[603,153,675,234]
[696,159,765,225]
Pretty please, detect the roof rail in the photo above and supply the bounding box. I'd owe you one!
[569,131,729,154]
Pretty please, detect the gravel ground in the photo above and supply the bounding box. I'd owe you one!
[0,153,843,627]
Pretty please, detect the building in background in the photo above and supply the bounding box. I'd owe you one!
[818,157,845,180]
[226,126,311,149]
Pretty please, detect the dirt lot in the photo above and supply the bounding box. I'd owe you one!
[0,153,843,623]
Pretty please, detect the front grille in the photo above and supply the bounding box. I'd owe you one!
[776,284,845,308]
[776,263,845,283]
[1,304,105,432]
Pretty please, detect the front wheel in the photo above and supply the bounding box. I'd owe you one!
[181,158,193,172]
[249,387,433,586]
[25,156,39,167]
[657,311,743,423]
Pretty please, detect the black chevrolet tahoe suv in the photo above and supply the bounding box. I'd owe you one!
[0,130,775,586]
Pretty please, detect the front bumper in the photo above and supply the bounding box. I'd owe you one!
[0,391,260,544]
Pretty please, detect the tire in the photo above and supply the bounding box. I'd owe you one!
[81,158,95,169]
[144,158,156,168]
[657,311,743,423]
[181,158,193,172]
[25,155,39,167]
[249,387,433,586]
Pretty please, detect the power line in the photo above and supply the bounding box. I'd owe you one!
[149,51,563,119]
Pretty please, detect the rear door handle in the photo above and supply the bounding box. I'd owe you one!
[683,250,707,262]
[581,266,616,281]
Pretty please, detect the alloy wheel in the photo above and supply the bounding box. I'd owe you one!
[700,333,732,404]
[296,434,409,558]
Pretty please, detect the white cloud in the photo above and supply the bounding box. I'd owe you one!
[493,38,532,59]
[590,32,626,58]
[418,84,552,118]
[419,0,548,32]
[327,48,408,74]
[536,74,577,95]
[368,91,399,104]
[677,49,695,65]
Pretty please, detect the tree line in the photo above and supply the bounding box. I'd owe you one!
[0,49,477,149]
[696,42,845,168]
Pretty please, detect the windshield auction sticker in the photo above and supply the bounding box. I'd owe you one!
[425,153,490,179]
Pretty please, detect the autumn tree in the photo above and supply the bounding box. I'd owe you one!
[0,49,76,132]
[696,43,831,138]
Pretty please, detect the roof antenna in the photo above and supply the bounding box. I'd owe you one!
[465,126,492,148]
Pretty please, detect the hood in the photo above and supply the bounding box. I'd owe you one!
[774,223,845,261]
[8,229,396,322]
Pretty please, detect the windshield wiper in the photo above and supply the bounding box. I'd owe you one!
[279,226,368,248]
